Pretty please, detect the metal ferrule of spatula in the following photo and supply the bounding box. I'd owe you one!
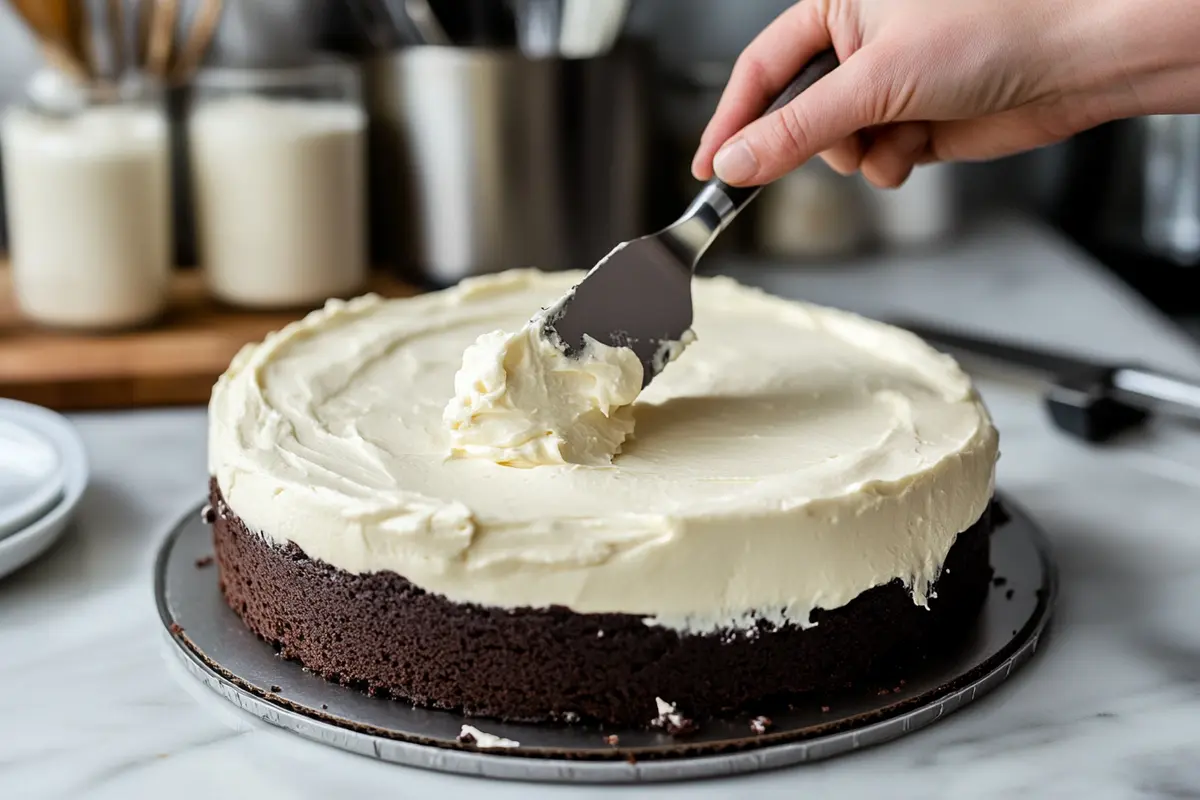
[545,49,841,387]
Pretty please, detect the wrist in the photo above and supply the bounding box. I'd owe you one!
[1068,0,1200,119]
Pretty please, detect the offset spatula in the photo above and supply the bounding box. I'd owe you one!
[545,49,841,386]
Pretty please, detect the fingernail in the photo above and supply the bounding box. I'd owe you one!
[713,139,758,184]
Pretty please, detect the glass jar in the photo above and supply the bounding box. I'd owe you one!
[1,72,172,329]
[188,59,368,309]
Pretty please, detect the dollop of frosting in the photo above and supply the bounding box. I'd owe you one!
[442,311,644,468]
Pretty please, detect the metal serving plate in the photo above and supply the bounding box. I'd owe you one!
[156,494,1056,783]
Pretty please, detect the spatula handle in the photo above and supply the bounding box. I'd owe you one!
[698,49,841,224]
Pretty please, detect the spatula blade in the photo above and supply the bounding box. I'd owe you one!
[544,234,693,387]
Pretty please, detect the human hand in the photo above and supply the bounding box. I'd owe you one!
[692,0,1200,188]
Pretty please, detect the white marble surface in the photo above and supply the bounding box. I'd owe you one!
[3,216,1200,799]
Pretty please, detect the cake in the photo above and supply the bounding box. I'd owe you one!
[207,269,999,728]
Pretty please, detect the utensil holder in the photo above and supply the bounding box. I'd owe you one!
[366,45,649,285]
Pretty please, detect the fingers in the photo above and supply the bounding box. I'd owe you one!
[818,134,866,175]
[860,121,932,188]
[924,109,1073,163]
[707,51,879,186]
[691,1,832,180]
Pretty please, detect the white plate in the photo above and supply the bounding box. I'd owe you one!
[0,401,89,581]
[0,413,65,540]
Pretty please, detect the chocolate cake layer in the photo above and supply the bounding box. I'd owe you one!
[210,480,995,727]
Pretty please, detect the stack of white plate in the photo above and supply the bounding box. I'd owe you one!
[0,400,89,581]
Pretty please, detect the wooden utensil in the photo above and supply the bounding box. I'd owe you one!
[8,0,91,81]
[169,0,223,84]
[138,0,224,84]
[107,0,127,78]
[145,0,179,79]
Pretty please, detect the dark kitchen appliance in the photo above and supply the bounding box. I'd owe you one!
[1059,115,1200,313]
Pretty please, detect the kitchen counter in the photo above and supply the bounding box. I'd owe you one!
[2,215,1199,799]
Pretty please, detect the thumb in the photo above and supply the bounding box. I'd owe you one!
[713,52,884,186]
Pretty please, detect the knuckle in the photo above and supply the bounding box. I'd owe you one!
[730,52,773,106]
[853,46,910,123]
[772,103,815,161]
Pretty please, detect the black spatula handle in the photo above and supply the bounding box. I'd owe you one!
[706,49,841,213]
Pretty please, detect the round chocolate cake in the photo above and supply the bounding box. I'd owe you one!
[207,270,999,728]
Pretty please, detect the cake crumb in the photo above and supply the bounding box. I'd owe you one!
[605,734,620,746]
[992,576,1008,587]
[457,725,519,749]
[562,711,580,723]
[168,623,183,635]
[1006,589,1015,600]
[651,697,697,737]
[820,705,830,713]
[749,716,773,735]
[269,685,281,693]
[194,555,214,569]
[321,704,328,710]
[596,630,605,638]
[877,689,890,697]
[201,505,216,524]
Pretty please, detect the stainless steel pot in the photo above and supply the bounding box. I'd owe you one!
[366,45,649,284]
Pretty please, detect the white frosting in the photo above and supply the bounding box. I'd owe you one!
[443,311,644,467]
[208,269,998,633]
[458,725,519,749]
[652,697,689,729]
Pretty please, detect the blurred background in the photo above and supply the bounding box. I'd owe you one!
[0,0,1197,353]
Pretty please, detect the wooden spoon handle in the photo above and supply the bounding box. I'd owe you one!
[170,0,223,84]
[146,0,179,80]
[108,0,126,79]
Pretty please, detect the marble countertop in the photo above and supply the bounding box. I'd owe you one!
[3,215,1199,799]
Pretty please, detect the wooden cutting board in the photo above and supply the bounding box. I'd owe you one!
[0,267,417,411]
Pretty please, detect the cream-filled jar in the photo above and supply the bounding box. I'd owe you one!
[188,60,367,309]
[1,72,172,330]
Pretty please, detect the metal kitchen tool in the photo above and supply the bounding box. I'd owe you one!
[546,49,840,386]
[158,493,1055,783]
[512,0,629,59]
[403,0,452,45]
[201,0,321,69]
[367,45,649,286]
[345,0,406,49]
[896,319,1200,442]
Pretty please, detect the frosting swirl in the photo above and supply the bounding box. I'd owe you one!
[443,311,644,467]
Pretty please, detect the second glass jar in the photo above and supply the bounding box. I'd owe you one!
[188,59,368,309]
